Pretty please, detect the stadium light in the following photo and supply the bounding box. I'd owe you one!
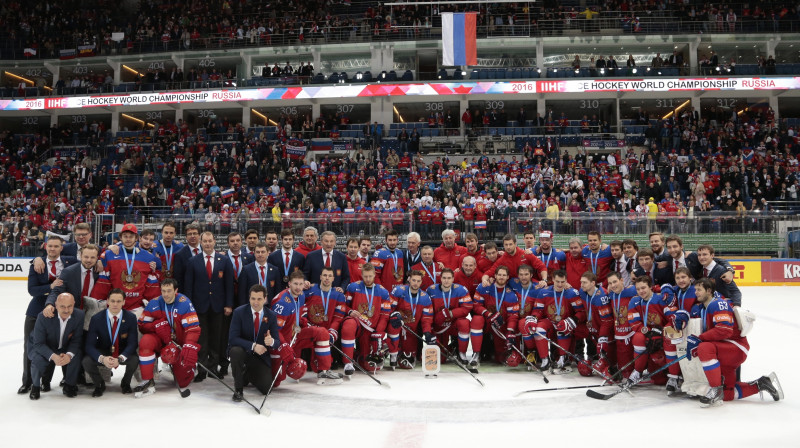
[632,68,637,74]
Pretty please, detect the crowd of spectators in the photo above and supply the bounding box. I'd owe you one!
[4,1,800,60]
[1,98,799,257]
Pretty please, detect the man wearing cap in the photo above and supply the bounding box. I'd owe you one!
[93,224,161,316]
[532,231,566,285]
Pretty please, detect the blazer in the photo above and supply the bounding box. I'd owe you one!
[303,249,350,288]
[238,262,282,307]
[84,309,138,361]
[29,309,85,361]
[228,304,280,366]
[704,263,743,307]
[27,256,78,317]
[633,265,672,286]
[173,244,202,291]
[46,262,99,311]
[267,249,305,291]
[403,249,422,275]
[184,252,235,313]
[226,251,255,279]
[655,252,733,282]
[61,242,80,258]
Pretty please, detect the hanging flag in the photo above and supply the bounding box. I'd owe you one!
[23,48,37,57]
[221,188,235,199]
[442,12,477,66]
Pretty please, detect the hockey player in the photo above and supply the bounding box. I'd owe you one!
[304,267,347,373]
[135,279,201,397]
[371,230,405,289]
[412,246,439,291]
[626,275,673,386]
[482,234,547,285]
[387,270,434,369]
[577,272,614,376]
[532,231,566,284]
[473,266,520,366]
[605,271,640,378]
[339,263,391,372]
[427,268,474,364]
[94,223,161,314]
[581,231,613,287]
[270,271,341,385]
[525,270,586,373]
[661,266,700,394]
[675,278,782,406]
[454,255,482,297]
[511,265,542,361]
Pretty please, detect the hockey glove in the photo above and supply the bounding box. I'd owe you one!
[423,332,436,345]
[660,284,675,305]
[555,317,576,335]
[487,311,504,329]
[645,329,663,352]
[278,343,295,363]
[439,308,454,323]
[180,342,200,368]
[153,320,172,344]
[506,335,518,349]
[596,336,609,356]
[686,335,701,361]
[389,311,403,329]
[523,316,538,335]
[328,328,338,344]
[671,309,690,331]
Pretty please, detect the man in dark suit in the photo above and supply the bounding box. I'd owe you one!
[239,242,281,305]
[21,236,77,394]
[228,284,281,401]
[268,229,305,291]
[304,231,349,289]
[29,293,85,400]
[172,223,202,291]
[61,222,93,258]
[696,244,742,307]
[403,232,422,275]
[656,235,735,285]
[82,289,139,396]
[183,231,235,381]
[633,249,671,286]
[220,232,255,377]
[45,244,102,319]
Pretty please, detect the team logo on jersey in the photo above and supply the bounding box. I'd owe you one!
[546,303,559,320]
[121,270,141,289]
[309,304,327,323]
[648,312,663,326]
[616,306,628,326]
[186,315,199,324]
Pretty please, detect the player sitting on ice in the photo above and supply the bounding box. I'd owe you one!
[427,268,474,365]
[387,270,434,369]
[270,271,342,386]
[671,278,783,407]
[135,279,201,397]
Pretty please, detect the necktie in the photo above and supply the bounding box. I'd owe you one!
[81,269,91,298]
[259,265,266,284]
[111,316,119,357]
[254,312,260,340]
[233,255,240,274]
[193,248,199,256]
[704,267,709,277]
[206,256,212,279]
[325,252,331,268]
[285,252,290,268]
[675,259,680,271]
[49,260,57,280]
[616,260,621,273]
[626,259,633,272]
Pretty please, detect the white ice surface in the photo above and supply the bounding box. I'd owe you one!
[0,283,798,447]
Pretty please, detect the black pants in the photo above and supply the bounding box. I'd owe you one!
[31,350,81,387]
[22,315,54,387]
[197,311,224,370]
[82,351,139,387]
[220,314,232,368]
[229,346,273,394]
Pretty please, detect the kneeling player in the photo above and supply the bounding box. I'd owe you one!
[675,278,783,406]
[606,271,638,378]
[525,270,585,373]
[427,268,473,363]
[271,271,342,385]
[387,270,434,369]
[136,279,201,397]
[474,266,520,366]
[577,272,614,376]
[627,275,673,386]
[340,263,391,373]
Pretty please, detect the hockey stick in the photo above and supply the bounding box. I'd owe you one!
[197,363,261,415]
[586,353,689,400]
[539,333,625,390]
[514,384,606,397]
[608,350,648,381]
[402,323,485,387]
[259,332,298,414]
[492,326,549,383]
[330,343,391,389]
[169,364,191,398]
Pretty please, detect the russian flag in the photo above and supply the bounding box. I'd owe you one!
[221,188,234,199]
[442,12,477,66]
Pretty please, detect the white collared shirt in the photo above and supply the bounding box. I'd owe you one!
[47,257,63,277]
[80,265,94,295]
[58,315,71,350]
[704,260,717,275]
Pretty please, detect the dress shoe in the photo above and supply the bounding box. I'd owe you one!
[29,387,40,400]
[17,384,31,394]
[63,384,78,398]
[193,370,207,383]
[232,389,243,402]
[120,382,133,394]
[91,382,106,398]
[59,379,65,387]
[218,365,228,378]
[41,382,51,392]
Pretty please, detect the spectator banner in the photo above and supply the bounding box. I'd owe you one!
[442,12,477,66]
[59,49,76,60]
[0,258,34,280]
[77,45,96,57]
[24,48,37,57]
[582,139,625,148]
[111,32,125,42]
[3,77,800,111]
[285,139,307,159]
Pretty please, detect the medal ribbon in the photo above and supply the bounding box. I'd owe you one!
[642,296,652,329]
[106,310,122,348]
[443,287,453,309]
[288,293,303,329]
[320,287,331,317]
[493,286,507,313]
[422,263,437,284]
[586,288,598,324]
[160,240,173,271]
[589,251,599,274]
[161,300,175,330]
[555,289,565,320]
[282,251,292,278]
[390,249,399,274]
[365,284,375,315]
[677,288,688,310]
[122,247,137,279]
[540,250,553,269]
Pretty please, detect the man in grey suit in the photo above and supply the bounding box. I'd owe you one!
[29,293,85,400]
